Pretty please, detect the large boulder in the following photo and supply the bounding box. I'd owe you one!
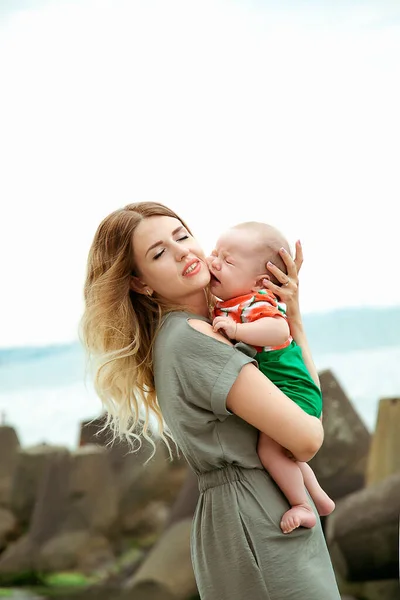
[309,370,371,500]
[79,416,188,535]
[0,535,33,582]
[326,471,400,581]
[164,469,199,531]
[65,445,118,535]
[0,445,118,578]
[10,444,69,527]
[123,518,197,600]
[36,530,114,573]
[0,507,18,551]
[0,426,20,508]
[0,450,72,580]
[366,397,400,486]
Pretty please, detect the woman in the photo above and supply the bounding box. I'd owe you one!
[81,202,341,600]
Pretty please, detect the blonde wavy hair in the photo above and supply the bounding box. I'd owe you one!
[80,201,213,454]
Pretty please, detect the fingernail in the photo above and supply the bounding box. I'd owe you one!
[280,247,287,253]
[267,261,274,266]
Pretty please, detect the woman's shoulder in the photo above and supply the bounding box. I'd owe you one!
[155,311,211,348]
[155,311,257,360]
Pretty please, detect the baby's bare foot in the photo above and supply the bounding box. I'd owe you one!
[280,503,316,534]
[313,493,336,517]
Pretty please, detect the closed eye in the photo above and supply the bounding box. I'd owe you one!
[153,249,165,260]
[153,234,189,259]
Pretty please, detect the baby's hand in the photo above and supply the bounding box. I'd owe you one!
[212,316,238,339]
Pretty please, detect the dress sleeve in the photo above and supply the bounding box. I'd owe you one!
[154,316,258,422]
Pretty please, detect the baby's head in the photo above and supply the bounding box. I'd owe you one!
[208,221,291,301]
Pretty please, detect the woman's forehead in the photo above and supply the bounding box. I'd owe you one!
[134,215,184,256]
[135,215,182,240]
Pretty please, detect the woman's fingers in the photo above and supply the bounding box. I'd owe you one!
[262,278,283,296]
[293,240,303,274]
[267,259,290,285]
[277,246,298,281]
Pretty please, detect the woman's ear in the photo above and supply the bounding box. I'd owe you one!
[130,275,153,296]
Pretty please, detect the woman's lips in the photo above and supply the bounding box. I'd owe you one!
[183,260,201,277]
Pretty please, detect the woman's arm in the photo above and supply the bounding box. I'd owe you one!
[189,319,323,462]
[226,362,324,462]
[286,312,320,389]
[262,241,320,388]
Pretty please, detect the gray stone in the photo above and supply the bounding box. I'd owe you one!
[124,518,196,600]
[326,471,400,581]
[309,369,371,500]
[0,507,18,550]
[366,397,400,486]
[10,444,69,527]
[164,469,198,531]
[0,426,20,508]
[36,530,114,573]
[65,444,118,534]
[79,415,187,534]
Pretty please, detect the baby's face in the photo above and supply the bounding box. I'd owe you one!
[207,228,266,301]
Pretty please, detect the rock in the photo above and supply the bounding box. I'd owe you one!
[36,530,114,573]
[124,518,197,600]
[65,445,118,535]
[29,449,72,547]
[0,535,33,582]
[79,415,186,534]
[122,581,176,600]
[164,469,199,531]
[0,451,72,579]
[340,580,400,600]
[366,397,400,486]
[10,444,70,527]
[361,580,400,600]
[1,446,118,577]
[0,507,18,550]
[55,584,123,600]
[309,370,371,500]
[0,426,20,508]
[2,592,47,600]
[121,500,168,537]
[326,471,400,581]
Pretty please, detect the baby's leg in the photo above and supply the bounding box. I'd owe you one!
[257,433,316,534]
[297,462,335,516]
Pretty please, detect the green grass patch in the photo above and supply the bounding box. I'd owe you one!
[0,590,14,598]
[41,572,95,588]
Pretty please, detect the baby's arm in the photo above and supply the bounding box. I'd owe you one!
[213,315,290,347]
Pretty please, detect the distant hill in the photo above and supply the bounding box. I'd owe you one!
[1,306,399,365]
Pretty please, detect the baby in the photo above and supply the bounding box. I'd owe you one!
[208,221,335,534]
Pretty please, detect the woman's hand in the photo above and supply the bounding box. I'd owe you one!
[263,240,303,319]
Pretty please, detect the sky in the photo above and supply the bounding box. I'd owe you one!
[0,0,399,348]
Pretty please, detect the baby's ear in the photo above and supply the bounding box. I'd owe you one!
[252,273,270,292]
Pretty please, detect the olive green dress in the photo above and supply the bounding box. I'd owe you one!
[153,312,341,600]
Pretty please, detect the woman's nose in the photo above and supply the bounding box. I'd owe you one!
[175,244,190,260]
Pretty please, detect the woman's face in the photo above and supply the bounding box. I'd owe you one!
[132,215,211,306]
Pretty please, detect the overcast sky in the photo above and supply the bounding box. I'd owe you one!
[1,0,399,347]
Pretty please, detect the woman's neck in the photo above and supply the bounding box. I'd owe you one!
[183,290,211,318]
